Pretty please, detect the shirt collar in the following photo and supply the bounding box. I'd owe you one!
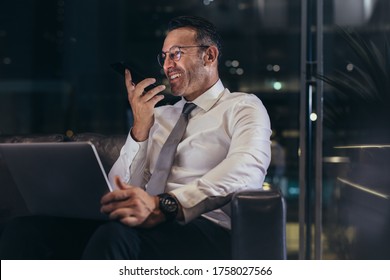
[177,79,226,112]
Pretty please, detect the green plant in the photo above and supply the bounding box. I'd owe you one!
[317,27,390,141]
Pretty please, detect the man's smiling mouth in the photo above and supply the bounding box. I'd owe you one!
[169,73,182,80]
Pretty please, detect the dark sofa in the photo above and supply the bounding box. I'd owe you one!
[0,132,286,259]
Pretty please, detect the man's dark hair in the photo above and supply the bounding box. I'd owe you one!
[168,15,223,61]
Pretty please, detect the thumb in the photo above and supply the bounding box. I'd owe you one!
[114,176,131,190]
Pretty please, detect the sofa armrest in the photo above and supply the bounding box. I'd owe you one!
[231,189,287,260]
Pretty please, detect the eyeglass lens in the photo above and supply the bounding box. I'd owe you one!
[158,46,181,67]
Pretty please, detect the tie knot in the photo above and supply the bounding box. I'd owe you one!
[182,103,197,116]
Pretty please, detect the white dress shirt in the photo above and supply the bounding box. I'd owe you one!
[108,79,271,229]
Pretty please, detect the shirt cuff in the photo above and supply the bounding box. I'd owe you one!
[170,184,231,223]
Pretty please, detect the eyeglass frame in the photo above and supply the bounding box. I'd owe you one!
[157,45,210,67]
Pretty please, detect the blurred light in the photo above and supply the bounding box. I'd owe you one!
[272,64,280,72]
[273,81,282,90]
[231,60,239,67]
[337,177,389,199]
[310,112,317,121]
[236,68,244,75]
[288,187,300,195]
[335,144,390,149]
[238,3,249,10]
[282,129,299,138]
[262,182,271,191]
[323,156,350,163]
[346,63,354,71]
[3,57,12,64]
[164,6,174,12]
[203,0,214,5]
[226,59,243,75]
[267,64,281,72]
[65,130,74,138]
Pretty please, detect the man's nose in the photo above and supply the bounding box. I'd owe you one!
[164,55,176,69]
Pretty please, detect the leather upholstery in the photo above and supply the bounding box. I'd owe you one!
[69,133,126,173]
[231,189,287,259]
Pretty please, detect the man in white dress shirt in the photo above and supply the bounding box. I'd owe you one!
[83,15,272,259]
[0,15,271,260]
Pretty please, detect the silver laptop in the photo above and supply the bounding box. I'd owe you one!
[0,142,113,220]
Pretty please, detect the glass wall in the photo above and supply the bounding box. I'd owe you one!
[321,0,390,259]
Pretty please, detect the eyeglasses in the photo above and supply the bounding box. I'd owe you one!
[157,45,209,67]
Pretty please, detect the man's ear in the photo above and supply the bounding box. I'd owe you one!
[204,46,218,65]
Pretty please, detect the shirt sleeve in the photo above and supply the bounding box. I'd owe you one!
[170,96,272,223]
[108,130,149,190]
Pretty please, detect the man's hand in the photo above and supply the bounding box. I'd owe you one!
[125,70,165,142]
[101,176,165,228]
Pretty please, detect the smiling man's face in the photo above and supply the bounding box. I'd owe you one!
[161,27,212,101]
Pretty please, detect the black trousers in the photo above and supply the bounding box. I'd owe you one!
[0,216,231,260]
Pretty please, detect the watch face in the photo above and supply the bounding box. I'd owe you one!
[158,194,178,221]
[161,196,178,213]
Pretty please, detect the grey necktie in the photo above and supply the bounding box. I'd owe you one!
[146,103,197,195]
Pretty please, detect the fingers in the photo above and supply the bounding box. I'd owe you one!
[125,69,135,90]
[120,216,141,227]
[101,193,152,227]
[108,208,142,226]
[125,70,165,99]
[142,84,166,100]
[101,178,132,205]
[136,79,166,103]
[101,194,132,214]
[100,180,142,213]
[101,189,130,206]
[100,181,159,227]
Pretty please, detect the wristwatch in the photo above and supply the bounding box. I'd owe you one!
[157,193,179,221]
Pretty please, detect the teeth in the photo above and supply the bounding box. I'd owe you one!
[169,73,181,80]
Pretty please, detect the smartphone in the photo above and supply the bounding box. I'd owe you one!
[110,61,161,92]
